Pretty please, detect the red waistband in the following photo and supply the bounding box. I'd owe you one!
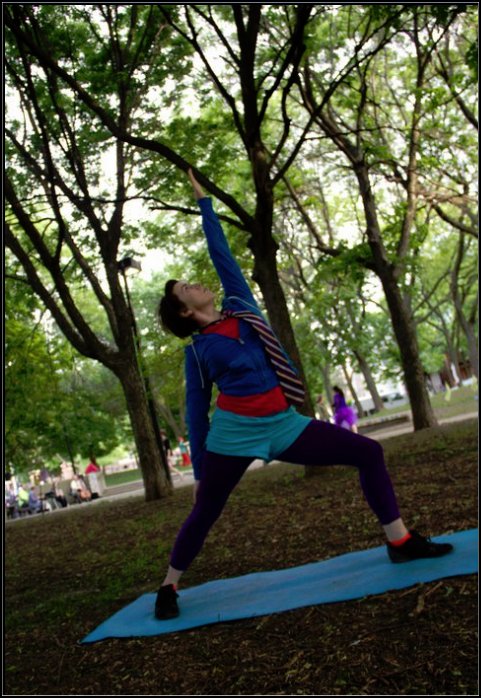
[217,386,289,416]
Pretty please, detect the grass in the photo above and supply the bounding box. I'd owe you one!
[104,466,193,487]
[104,468,143,487]
[358,383,478,422]
[428,383,478,418]
[4,417,477,695]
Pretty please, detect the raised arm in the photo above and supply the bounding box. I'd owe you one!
[187,169,259,308]
[188,168,205,200]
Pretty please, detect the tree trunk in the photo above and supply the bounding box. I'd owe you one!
[451,294,478,380]
[62,428,77,475]
[116,361,173,501]
[451,232,478,379]
[341,364,365,418]
[446,340,462,385]
[250,232,315,417]
[248,185,315,417]
[320,360,334,405]
[433,310,462,386]
[353,349,385,412]
[464,324,478,380]
[355,165,437,430]
[156,402,183,440]
[248,181,318,479]
[443,352,459,386]
[380,275,437,428]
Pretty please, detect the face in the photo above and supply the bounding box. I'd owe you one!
[173,281,215,316]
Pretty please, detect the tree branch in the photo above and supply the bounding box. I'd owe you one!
[432,203,478,239]
[282,176,342,260]
[5,222,92,358]
[436,51,478,129]
[5,179,118,362]
[5,11,254,229]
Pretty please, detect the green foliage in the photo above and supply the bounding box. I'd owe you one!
[465,38,478,79]
[4,3,478,466]
[5,279,127,475]
[316,245,372,284]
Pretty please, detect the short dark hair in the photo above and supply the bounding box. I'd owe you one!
[158,279,199,338]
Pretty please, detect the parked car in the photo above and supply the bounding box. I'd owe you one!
[381,392,408,407]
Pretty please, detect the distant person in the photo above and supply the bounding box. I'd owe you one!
[70,474,91,503]
[53,478,68,508]
[168,452,185,481]
[332,386,358,433]
[78,474,92,501]
[28,486,43,514]
[161,430,185,480]
[153,167,453,621]
[178,437,192,467]
[161,430,171,456]
[39,468,51,484]
[315,394,331,422]
[70,475,82,503]
[85,458,101,474]
[5,488,18,519]
[17,485,30,514]
[85,457,102,499]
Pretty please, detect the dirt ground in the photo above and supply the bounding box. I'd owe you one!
[4,419,478,695]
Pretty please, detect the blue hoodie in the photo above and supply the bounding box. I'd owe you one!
[185,197,299,478]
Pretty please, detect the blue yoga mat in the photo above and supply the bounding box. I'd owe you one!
[81,528,477,643]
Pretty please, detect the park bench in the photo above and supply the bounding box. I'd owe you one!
[358,412,411,435]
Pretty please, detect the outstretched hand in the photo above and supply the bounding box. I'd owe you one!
[188,167,205,200]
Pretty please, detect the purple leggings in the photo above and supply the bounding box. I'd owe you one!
[170,419,401,571]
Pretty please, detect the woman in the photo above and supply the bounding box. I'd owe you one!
[70,474,91,503]
[178,437,192,467]
[332,386,358,433]
[155,168,452,620]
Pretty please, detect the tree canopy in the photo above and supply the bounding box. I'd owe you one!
[5,4,478,488]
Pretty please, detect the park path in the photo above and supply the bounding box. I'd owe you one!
[6,410,477,521]
[104,410,478,500]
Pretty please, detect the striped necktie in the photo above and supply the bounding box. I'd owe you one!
[224,309,305,408]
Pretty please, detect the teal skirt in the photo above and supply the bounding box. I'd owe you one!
[205,406,312,462]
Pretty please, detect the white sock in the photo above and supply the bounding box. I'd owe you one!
[383,518,410,542]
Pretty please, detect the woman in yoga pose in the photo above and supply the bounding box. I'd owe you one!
[155,168,452,620]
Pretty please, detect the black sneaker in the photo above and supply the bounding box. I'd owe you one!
[387,529,453,563]
[154,584,179,620]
